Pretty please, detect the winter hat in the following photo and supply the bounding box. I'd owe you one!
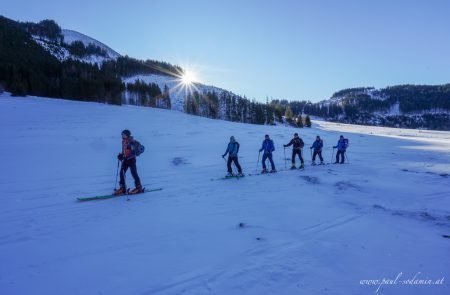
[122,129,131,137]
[230,136,236,142]
[294,133,299,136]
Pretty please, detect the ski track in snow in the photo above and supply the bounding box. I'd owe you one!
[0,94,449,295]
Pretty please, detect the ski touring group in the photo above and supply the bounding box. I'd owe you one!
[78,129,349,200]
[221,133,350,179]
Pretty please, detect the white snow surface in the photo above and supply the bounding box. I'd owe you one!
[0,93,449,295]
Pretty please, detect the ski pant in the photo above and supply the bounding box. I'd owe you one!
[336,150,345,164]
[292,148,304,164]
[312,150,323,162]
[262,152,275,170]
[119,158,141,189]
[227,155,242,174]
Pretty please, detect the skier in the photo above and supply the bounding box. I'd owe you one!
[115,129,143,195]
[310,135,324,165]
[259,134,276,173]
[333,135,348,164]
[283,133,305,169]
[222,136,244,177]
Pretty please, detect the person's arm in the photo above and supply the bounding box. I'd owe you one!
[222,144,230,157]
[284,139,293,147]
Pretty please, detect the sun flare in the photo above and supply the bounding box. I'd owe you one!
[181,70,197,86]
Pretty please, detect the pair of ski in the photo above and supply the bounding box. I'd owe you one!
[77,187,163,202]
[215,167,304,180]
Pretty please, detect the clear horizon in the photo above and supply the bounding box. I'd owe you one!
[3,0,450,102]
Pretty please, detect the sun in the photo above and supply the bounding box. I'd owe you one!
[181,70,197,86]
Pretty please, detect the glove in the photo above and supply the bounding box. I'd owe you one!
[222,154,226,158]
[117,153,124,161]
[310,147,313,149]
[259,149,263,152]
[283,145,287,147]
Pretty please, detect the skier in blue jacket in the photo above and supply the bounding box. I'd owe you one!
[259,134,276,173]
[333,135,348,164]
[222,136,243,177]
[310,135,324,165]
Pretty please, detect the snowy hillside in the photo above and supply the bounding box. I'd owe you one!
[313,86,450,130]
[62,29,121,59]
[1,93,449,295]
[32,29,120,65]
[123,74,236,111]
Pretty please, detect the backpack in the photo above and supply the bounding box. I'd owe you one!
[132,139,145,156]
[343,138,349,149]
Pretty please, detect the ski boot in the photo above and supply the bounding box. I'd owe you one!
[261,168,268,174]
[290,164,297,170]
[225,172,234,178]
[270,169,277,173]
[299,163,305,169]
[128,185,144,195]
[319,161,325,165]
[237,172,244,177]
[114,187,126,196]
[311,161,316,166]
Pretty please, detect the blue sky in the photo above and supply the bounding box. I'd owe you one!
[3,0,450,102]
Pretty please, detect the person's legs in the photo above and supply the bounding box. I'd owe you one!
[318,151,324,162]
[232,157,242,173]
[128,158,142,187]
[227,156,233,173]
[262,153,268,170]
[119,161,129,189]
[297,149,304,164]
[291,150,296,164]
[268,153,275,170]
[312,150,317,161]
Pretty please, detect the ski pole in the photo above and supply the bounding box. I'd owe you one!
[114,159,120,190]
[283,147,287,169]
[345,151,350,164]
[310,148,313,163]
[256,151,261,173]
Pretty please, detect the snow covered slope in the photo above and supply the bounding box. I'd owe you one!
[32,29,120,65]
[124,74,235,111]
[62,29,121,59]
[1,93,449,295]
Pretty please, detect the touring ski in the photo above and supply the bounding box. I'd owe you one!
[77,188,163,202]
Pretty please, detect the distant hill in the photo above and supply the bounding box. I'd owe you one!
[305,86,450,130]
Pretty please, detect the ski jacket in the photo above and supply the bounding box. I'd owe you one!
[224,142,240,157]
[285,137,304,150]
[122,136,138,160]
[311,139,323,151]
[260,139,275,154]
[334,138,347,152]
